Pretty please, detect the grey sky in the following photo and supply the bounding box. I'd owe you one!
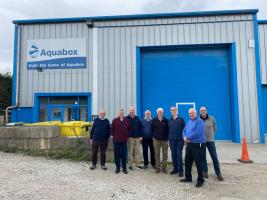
[1,0,266,73]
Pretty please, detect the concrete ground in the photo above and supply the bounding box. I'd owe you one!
[201,142,267,164]
[0,142,266,200]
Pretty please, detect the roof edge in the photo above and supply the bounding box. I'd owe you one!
[13,9,259,25]
[258,20,267,24]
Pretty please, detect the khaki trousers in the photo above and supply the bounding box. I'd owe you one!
[128,137,141,167]
[153,138,168,170]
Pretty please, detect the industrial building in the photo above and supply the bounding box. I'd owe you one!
[10,9,267,143]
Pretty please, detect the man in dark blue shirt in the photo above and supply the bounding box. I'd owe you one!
[168,106,185,177]
[180,108,206,188]
[141,110,155,169]
[90,109,110,170]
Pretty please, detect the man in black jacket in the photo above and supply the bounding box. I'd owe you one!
[151,108,169,173]
[90,109,110,170]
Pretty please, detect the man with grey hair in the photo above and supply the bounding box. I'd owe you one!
[168,106,185,176]
[141,110,155,169]
[111,108,131,174]
[90,109,110,170]
[151,108,169,173]
[127,106,143,170]
[200,106,223,181]
[180,108,206,188]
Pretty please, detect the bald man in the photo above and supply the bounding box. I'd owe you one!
[180,108,206,188]
[200,106,223,181]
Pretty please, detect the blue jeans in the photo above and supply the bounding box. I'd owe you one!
[203,141,221,176]
[169,140,184,172]
[113,142,128,170]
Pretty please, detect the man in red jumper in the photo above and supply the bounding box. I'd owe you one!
[111,109,131,174]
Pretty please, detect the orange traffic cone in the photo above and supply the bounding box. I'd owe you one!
[238,137,253,163]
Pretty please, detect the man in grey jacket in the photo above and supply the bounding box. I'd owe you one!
[200,106,224,181]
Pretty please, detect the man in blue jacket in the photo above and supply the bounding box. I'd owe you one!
[168,106,185,177]
[141,110,155,169]
[90,109,110,170]
[180,108,206,188]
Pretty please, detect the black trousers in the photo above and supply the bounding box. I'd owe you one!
[92,139,109,166]
[141,138,155,166]
[113,142,128,170]
[185,143,206,184]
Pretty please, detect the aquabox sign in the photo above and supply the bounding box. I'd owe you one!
[27,38,87,70]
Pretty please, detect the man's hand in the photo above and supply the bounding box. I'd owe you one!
[183,136,190,144]
[89,139,93,144]
[139,137,143,143]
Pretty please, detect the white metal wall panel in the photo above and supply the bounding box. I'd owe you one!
[96,14,259,142]
[259,23,267,84]
[18,23,93,107]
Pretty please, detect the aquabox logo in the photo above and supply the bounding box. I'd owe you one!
[29,44,40,58]
[29,43,79,58]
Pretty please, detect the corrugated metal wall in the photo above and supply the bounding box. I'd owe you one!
[95,14,259,142]
[17,23,93,107]
[259,23,267,84]
[17,13,260,142]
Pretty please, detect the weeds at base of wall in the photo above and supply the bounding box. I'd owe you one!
[1,147,92,161]
[0,138,95,162]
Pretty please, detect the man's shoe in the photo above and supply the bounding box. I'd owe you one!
[195,182,203,188]
[123,169,128,174]
[180,178,192,183]
[203,172,209,178]
[115,169,120,174]
[143,165,148,169]
[90,165,96,170]
[162,168,168,174]
[101,165,107,170]
[217,175,224,181]
[179,172,184,177]
[136,165,143,169]
[129,166,134,170]
[170,171,178,175]
[155,168,161,173]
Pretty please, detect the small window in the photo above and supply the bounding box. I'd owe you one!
[79,96,88,105]
[80,106,88,121]
[49,96,78,105]
[39,107,47,122]
[39,97,48,105]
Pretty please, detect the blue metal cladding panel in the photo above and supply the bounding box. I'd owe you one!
[11,25,19,122]
[12,107,34,123]
[141,47,232,140]
[262,86,267,136]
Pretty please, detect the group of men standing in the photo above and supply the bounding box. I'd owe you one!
[89,106,223,188]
